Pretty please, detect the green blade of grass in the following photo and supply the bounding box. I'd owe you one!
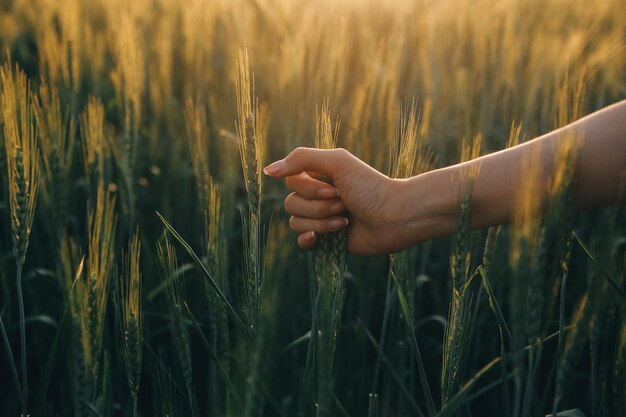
[332,392,351,417]
[477,266,512,341]
[156,211,252,344]
[436,326,575,417]
[392,270,436,417]
[359,319,426,417]
[297,290,320,417]
[371,267,394,395]
[147,263,194,300]
[283,330,312,352]
[552,268,569,416]
[183,302,243,404]
[436,356,506,417]
[33,256,84,416]
[477,265,512,416]
[0,309,24,411]
[573,231,623,297]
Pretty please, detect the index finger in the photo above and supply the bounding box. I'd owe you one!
[263,147,349,179]
[285,172,339,199]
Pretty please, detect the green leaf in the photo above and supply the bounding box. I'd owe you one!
[147,263,194,300]
[0,309,24,411]
[546,409,586,417]
[392,270,436,417]
[359,319,426,417]
[573,231,624,297]
[156,211,252,344]
[332,392,351,417]
[183,302,243,404]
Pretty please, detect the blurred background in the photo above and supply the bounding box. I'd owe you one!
[0,0,624,416]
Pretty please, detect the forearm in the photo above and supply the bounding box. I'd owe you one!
[394,100,626,245]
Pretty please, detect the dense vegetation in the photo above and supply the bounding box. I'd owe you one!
[0,0,624,416]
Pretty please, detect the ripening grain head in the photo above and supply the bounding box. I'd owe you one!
[0,59,39,267]
[115,230,143,398]
[81,183,117,378]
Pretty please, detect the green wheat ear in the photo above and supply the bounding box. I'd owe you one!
[312,102,347,417]
[157,236,195,417]
[114,230,143,405]
[442,134,481,406]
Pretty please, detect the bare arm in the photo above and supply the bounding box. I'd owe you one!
[265,100,626,254]
[396,100,626,246]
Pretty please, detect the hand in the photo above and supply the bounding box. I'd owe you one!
[264,147,410,255]
[264,101,626,256]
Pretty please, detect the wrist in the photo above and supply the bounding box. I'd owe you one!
[389,169,459,246]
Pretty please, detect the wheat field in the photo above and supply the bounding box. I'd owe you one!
[0,0,624,416]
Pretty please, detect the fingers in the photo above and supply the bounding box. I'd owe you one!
[289,215,349,234]
[297,231,317,250]
[285,172,339,199]
[265,147,354,251]
[263,147,351,178]
[284,192,345,219]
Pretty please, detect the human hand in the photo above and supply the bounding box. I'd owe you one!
[264,147,411,255]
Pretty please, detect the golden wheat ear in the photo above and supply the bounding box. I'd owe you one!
[1,58,40,414]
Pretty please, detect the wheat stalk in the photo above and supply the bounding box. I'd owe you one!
[80,183,117,390]
[115,230,143,414]
[157,236,196,417]
[154,362,179,417]
[389,99,434,322]
[199,177,232,410]
[1,60,39,268]
[236,47,264,335]
[80,97,106,192]
[311,102,347,417]
[441,135,481,406]
[110,11,144,195]
[1,59,40,415]
[184,98,212,209]
[32,80,75,239]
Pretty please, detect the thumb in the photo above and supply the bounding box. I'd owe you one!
[263,147,349,178]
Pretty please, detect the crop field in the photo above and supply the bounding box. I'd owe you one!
[0,0,624,416]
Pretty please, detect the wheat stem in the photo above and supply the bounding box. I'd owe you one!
[0,313,24,412]
[16,263,27,413]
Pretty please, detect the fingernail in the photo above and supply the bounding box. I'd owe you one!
[329,202,345,214]
[329,217,349,228]
[318,188,339,198]
[306,231,316,242]
[263,159,286,176]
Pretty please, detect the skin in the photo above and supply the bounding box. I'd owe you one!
[263,100,626,255]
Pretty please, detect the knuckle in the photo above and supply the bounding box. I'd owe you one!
[292,146,307,158]
[335,147,349,157]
